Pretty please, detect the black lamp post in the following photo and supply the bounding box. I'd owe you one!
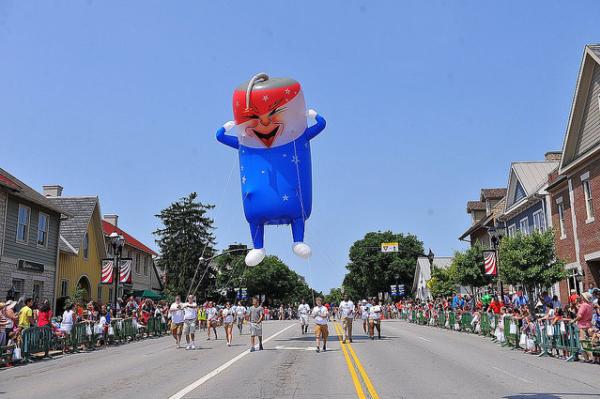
[109,232,125,314]
[487,225,505,297]
[427,248,435,269]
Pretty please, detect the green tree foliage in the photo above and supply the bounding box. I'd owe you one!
[324,288,343,304]
[429,265,457,298]
[343,231,424,298]
[452,242,489,291]
[499,229,567,290]
[243,256,314,305]
[212,251,318,305]
[154,193,216,296]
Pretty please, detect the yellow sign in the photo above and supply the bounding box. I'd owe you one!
[381,242,399,253]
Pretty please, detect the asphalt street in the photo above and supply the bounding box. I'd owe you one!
[1,320,599,399]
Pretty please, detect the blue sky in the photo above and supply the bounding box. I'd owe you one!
[1,1,599,292]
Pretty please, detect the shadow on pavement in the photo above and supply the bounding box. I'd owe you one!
[504,394,600,399]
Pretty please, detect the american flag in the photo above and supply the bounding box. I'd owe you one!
[484,252,497,276]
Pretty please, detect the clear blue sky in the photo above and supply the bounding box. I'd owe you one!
[1,1,598,293]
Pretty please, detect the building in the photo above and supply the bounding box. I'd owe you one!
[498,153,561,237]
[0,169,65,305]
[102,215,162,298]
[547,44,600,302]
[412,256,454,301]
[44,186,109,309]
[459,188,507,248]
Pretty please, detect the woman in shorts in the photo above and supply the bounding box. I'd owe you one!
[221,302,234,346]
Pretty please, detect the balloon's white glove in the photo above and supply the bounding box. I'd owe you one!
[307,109,317,119]
[223,121,236,132]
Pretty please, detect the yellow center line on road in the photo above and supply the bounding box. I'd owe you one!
[333,321,366,399]
[335,322,379,399]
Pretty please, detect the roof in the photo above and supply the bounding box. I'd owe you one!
[102,220,158,256]
[480,188,506,200]
[0,168,67,215]
[504,161,559,213]
[417,256,454,281]
[559,45,600,173]
[459,196,506,241]
[47,197,98,253]
[467,201,486,212]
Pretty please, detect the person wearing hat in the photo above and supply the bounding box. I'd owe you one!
[2,300,17,345]
[572,292,594,362]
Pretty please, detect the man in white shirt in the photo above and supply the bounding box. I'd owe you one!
[234,301,246,334]
[182,295,198,350]
[311,297,329,352]
[169,295,185,348]
[339,295,355,343]
[297,299,311,334]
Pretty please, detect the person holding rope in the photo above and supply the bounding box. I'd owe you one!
[311,297,329,352]
[339,294,355,343]
[369,298,383,340]
[249,296,264,352]
[206,301,218,340]
[234,300,246,335]
[169,296,184,348]
[182,295,198,350]
[221,302,235,347]
[298,299,310,334]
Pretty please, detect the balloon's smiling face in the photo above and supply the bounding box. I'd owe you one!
[233,78,307,149]
[241,104,286,148]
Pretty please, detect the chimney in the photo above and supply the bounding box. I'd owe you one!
[545,151,562,162]
[43,185,63,197]
[104,214,118,227]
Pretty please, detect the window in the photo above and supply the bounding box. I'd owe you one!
[97,286,102,301]
[519,217,529,235]
[83,232,89,259]
[508,224,517,237]
[11,279,24,300]
[60,280,68,297]
[32,281,43,303]
[557,201,566,238]
[143,255,149,276]
[532,210,547,232]
[582,177,594,222]
[37,213,49,247]
[17,204,30,243]
[135,252,141,274]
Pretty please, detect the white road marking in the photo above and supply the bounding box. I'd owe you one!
[168,323,296,399]
[492,366,532,383]
[275,345,313,351]
[418,336,432,343]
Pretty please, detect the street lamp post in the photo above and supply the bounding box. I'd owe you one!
[487,225,505,298]
[109,232,125,314]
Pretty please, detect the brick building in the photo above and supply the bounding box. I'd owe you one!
[547,44,600,303]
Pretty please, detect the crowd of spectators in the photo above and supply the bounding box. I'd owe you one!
[400,286,600,364]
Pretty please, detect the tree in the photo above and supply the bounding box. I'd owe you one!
[429,265,457,298]
[451,242,489,293]
[499,229,567,294]
[343,231,424,299]
[154,193,216,296]
[324,288,343,304]
[243,256,313,305]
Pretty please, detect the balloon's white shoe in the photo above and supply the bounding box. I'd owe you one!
[245,248,266,266]
[292,242,312,259]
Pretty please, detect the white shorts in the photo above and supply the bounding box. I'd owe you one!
[299,315,309,325]
[250,322,262,337]
[183,319,196,335]
[61,324,73,334]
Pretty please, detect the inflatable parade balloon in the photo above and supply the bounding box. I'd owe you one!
[216,73,326,266]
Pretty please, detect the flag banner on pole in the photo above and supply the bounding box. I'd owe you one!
[484,252,497,276]
[101,260,113,284]
[119,260,132,284]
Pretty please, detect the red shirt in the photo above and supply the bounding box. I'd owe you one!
[489,301,502,314]
[37,310,52,327]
